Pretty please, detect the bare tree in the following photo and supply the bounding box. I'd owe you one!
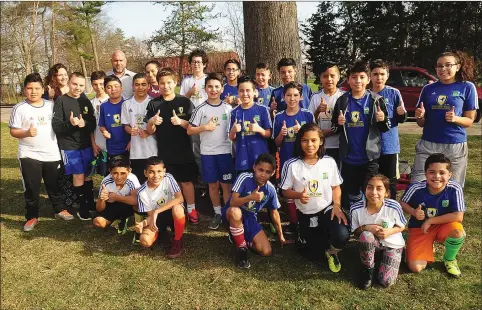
[222,2,245,68]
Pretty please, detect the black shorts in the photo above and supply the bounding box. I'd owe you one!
[95,202,134,223]
[164,162,198,182]
[156,209,175,232]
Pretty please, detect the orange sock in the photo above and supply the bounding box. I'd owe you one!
[173,216,185,240]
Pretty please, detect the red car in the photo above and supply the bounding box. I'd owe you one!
[338,67,481,120]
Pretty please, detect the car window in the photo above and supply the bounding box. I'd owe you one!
[401,70,431,87]
[386,70,404,87]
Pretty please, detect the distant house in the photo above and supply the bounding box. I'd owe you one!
[155,51,240,78]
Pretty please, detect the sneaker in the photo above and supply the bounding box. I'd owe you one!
[358,268,374,290]
[167,238,183,258]
[117,218,129,235]
[54,210,74,221]
[444,260,461,278]
[296,234,308,249]
[132,232,141,244]
[208,214,222,230]
[77,211,92,221]
[187,209,199,224]
[325,251,342,273]
[236,247,250,269]
[284,222,298,235]
[23,218,38,232]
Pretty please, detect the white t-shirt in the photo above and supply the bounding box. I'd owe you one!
[91,96,109,151]
[98,172,141,197]
[350,199,407,249]
[189,101,232,155]
[280,156,343,214]
[8,99,61,162]
[121,96,158,160]
[180,75,208,108]
[308,89,344,149]
[137,173,181,213]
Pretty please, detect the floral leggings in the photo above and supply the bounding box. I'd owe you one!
[359,231,403,287]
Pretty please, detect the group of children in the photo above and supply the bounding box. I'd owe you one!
[9,49,476,289]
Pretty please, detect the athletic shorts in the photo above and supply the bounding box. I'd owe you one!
[146,210,175,240]
[95,202,134,223]
[221,207,263,242]
[201,153,235,184]
[406,222,464,262]
[61,147,94,175]
[164,162,198,183]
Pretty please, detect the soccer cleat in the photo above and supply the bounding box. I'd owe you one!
[325,251,342,273]
[117,218,129,235]
[444,260,461,278]
[208,214,222,230]
[132,232,141,244]
[54,210,74,221]
[236,247,251,269]
[358,268,374,290]
[77,211,92,221]
[167,238,183,258]
[23,218,38,232]
[187,209,199,224]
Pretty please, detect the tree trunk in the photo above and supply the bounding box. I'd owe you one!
[179,2,186,79]
[50,1,56,64]
[243,2,302,86]
[78,46,88,78]
[88,20,100,70]
[41,7,52,68]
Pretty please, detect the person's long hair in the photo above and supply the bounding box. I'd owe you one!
[44,63,68,90]
[438,50,475,82]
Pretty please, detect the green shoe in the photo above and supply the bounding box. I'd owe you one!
[117,218,129,235]
[444,260,461,278]
[325,251,341,273]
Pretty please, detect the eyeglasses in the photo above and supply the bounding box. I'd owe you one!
[191,61,203,65]
[435,63,458,70]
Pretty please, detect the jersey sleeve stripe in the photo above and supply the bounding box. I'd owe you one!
[8,101,27,127]
[401,182,426,202]
[279,157,299,187]
[386,200,407,225]
[232,173,251,192]
[448,181,466,212]
[136,183,148,213]
[166,173,181,193]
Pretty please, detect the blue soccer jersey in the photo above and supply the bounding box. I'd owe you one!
[221,83,238,101]
[230,103,272,171]
[272,109,315,171]
[377,86,404,155]
[401,180,466,229]
[418,81,477,144]
[256,86,275,107]
[98,99,130,155]
[270,84,313,111]
[225,172,280,215]
[343,92,371,165]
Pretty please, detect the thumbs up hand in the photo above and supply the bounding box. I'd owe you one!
[149,110,163,126]
[131,124,139,136]
[231,118,242,134]
[414,204,425,220]
[249,118,262,133]
[293,119,301,133]
[375,103,385,122]
[338,110,346,126]
[317,97,328,113]
[445,105,456,123]
[70,111,80,126]
[190,82,199,97]
[250,186,264,202]
[28,123,37,137]
[300,187,310,204]
[270,96,277,112]
[78,114,85,128]
[280,120,288,137]
[100,184,109,201]
[102,130,111,139]
[204,117,217,131]
[397,101,406,116]
[171,110,182,126]
[415,102,425,119]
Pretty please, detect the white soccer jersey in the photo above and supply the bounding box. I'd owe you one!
[280,156,343,214]
[9,99,61,161]
[121,96,158,160]
[137,173,181,213]
[350,199,407,249]
[189,101,232,155]
[91,96,109,151]
[180,75,208,108]
[99,173,141,198]
[308,89,344,149]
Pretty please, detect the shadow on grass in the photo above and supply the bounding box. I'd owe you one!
[0,158,21,169]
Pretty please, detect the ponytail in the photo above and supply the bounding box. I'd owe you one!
[439,50,475,82]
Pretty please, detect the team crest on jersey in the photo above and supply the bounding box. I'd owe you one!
[258,98,264,105]
[327,108,332,116]
[83,106,89,114]
[254,115,260,122]
[247,200,256,211]
[364,106,369,114]
[244,120,250,132]
[157,198,166,206]
[441,200,449,208]
[426,208,437,218]
[136,114,144,125]
[452,90,460,97]
[351,111,360,123]
[437,95,447,105]
[222,113,227,120]
[212,116,219,123]
[164,189,168,195]
[178,107,184,116]
[113,114,121,124]
[309,180,319,193]
[322,172,328,180]
[384,98,389,104]
[288,127,295,138]
[37,116,45,124]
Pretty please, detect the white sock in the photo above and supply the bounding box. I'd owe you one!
[213,206,221,215]
[187,203,195,213]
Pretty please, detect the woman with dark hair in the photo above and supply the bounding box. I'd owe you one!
[411,50,478,187]
[280,123,349,273]
[43,63,69,101]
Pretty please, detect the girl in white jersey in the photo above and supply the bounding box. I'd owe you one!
[280,123,349,273]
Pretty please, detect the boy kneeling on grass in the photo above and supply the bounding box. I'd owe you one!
[401,153,466,278]
[93,155,140,234]
[136,156,186,259]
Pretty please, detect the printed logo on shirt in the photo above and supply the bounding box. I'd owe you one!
[246,200,256,211]
[348,111,364,128]
[213,116,219,124]
[164,189,168,195]
[322,172,328,180]
[136,114,144,125]
[433,95,450,110]
[37,116,46,125]
[178,106,184,116]
[364,106,370,114]
[309,180,319,193]
[437,95,447,105]
[112,114,122,127]
[157,198,166,206]
[242,120,255,136]
[222,113,227,120]
[83,106,89,114]
[254,115,260,122]
[452,90,460,97]
[426,208,437,218]
[441,200,449,208]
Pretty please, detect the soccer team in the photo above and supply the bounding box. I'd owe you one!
[9,49,478,289]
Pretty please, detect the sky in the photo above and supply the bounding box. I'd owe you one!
[104,1,319,42]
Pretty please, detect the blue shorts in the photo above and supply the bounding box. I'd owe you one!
[201,153,235,184]
[61,147,94,175]
[222,206,263,242]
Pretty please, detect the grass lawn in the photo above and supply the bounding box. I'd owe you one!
[1,123,481,309]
